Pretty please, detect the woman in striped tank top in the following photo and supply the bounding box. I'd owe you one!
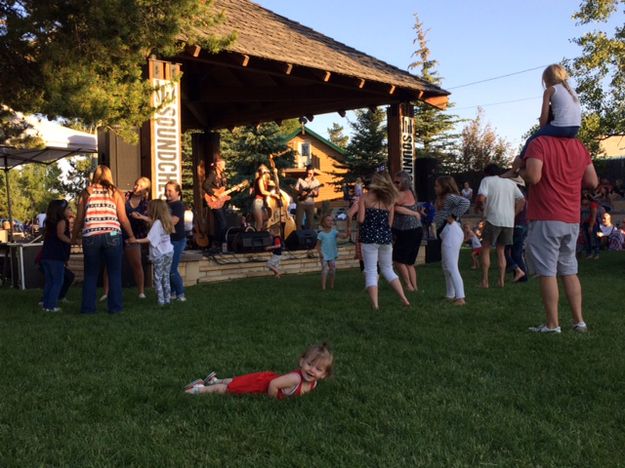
[72,165,136,314]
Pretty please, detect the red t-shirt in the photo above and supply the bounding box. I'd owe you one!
[526,137,592,223]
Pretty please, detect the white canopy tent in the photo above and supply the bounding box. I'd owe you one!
[1,113,97,241]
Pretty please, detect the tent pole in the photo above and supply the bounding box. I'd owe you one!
[4,156,14,243]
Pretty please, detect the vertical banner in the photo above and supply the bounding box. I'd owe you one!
[149,59,182,199]
[401,115,415,177]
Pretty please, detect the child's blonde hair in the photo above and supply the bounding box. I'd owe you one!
[301,342,334,377]
[368,172,398,206]
[542,64,578,102]
[148,199,174,234]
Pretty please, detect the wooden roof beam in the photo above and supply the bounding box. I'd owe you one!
[196,84,381,103]
[206,98,402,129]
[423,95,448,110]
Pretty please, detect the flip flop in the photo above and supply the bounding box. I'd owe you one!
[203,371,217,385]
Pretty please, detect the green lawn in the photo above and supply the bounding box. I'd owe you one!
[1,251,624,466]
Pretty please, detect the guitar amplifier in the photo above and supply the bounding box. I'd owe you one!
[233,231,272,253]
[286,229,318,251]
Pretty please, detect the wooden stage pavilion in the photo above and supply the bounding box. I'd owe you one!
[97,0,447,285]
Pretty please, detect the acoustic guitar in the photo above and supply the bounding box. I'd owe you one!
[297,183,324,202]
[204,180,250,210]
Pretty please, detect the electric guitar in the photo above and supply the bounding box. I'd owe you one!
[204,180,250,209]
[297,183,324,202]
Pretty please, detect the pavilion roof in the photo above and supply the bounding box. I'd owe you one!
[192,0,448,105]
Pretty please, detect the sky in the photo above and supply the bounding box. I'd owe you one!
[254,0,623,151]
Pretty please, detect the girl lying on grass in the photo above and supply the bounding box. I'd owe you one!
[184,343,333,399]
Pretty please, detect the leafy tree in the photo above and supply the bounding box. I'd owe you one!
[457,108,512,173]
[220,123,294,211]
[58,156,97,201]
[337,108,387,184]
[569,0,625,150]
[0,1,233,142]
[327,123,349,149]
[0,164,63,220]
[408,14,461,161]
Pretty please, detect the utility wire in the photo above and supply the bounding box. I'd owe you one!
[447,64,551,90]
[451,95,542,111]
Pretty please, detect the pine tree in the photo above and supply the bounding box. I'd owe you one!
[0,1,233,142]
[219,123,294,211]
[339,108,387,183]
[327,123,349,149]
[408,14,460,165]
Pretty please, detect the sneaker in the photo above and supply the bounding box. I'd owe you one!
[177,295,187,302]
[44,307,61,313]
[171,294,177,300]
[572,321,588,333]
[99,294,108,302]
[138,293,146,299]
[184,378,204,390]
[203,371,217,385]
[60,298,71,304]
[528,324,561,334]
[38,301,43,307]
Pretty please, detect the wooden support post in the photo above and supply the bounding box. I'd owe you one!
[387,103,414,178]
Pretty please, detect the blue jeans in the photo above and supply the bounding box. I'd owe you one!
[41,259,65,309]
[520,124,580,158]
[82,232,123,314]
[505,225,528,280]
[581,222,600,256]
[170,238,186,297]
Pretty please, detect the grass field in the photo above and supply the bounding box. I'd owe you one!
[1,251,624,467]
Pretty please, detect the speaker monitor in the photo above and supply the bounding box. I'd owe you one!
[414,157,438,203]
[233,231,272,253]
[286,229,317,251]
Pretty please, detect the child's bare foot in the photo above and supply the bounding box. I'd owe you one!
[479,281,489,289]
[513,270,526,282]
[497,278,505,288]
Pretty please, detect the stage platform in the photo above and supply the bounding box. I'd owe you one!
[66,242,426,287]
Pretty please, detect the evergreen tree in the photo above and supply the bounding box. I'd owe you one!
[220,123,294,211]
[327,122,349,149]
[408,14,461,162]
[0,1,233,142]
[339,108,387,183]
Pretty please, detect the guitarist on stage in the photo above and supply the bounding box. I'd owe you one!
[295,165,321,230]
[203,158,228,250]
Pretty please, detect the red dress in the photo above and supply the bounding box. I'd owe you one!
[226,370,317,398]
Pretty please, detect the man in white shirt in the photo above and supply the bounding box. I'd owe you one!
[476,164,525,288]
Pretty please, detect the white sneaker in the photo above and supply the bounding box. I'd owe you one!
[177,295,187,302]
[44,307,61,313]
[99,294,108,302]
[572,321,588,333]
[528,324,561,334]
[138,293,146,299]
[171,294,177,300]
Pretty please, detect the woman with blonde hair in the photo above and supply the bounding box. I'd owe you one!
[392,171,423,292]
[72,165,136,314]
[252,164,274,231]
[102,176,151,301]
[358,172,410,310]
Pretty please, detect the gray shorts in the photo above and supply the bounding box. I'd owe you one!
[482,221,513,246]
[526,220,579,277]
